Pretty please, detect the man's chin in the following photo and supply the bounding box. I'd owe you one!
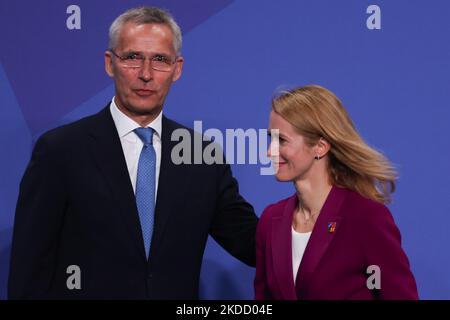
[127,100,162,116]
[118,102,162,118]
[131,106,161,116]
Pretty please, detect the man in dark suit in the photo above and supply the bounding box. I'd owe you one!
[8,6,258,299]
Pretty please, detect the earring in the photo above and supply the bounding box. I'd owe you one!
[315,155,321,160]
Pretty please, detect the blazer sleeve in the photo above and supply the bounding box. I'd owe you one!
[8,134,67,299]
[362,204,419,299]
[254,205,273,300]
[208,159,258,267]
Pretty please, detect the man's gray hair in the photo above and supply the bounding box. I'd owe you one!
[108,6,182,55]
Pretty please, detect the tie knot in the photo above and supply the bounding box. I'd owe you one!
[134,127,154,146]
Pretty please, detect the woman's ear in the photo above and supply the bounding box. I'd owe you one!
[314,137,331,159]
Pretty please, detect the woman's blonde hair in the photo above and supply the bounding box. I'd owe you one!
[272,85,397,204]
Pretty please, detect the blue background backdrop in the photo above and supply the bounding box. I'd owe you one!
[1,0,449,299]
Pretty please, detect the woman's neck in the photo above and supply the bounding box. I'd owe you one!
[294,176,333,218]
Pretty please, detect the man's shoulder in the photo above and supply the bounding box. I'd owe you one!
[162,116,194,134]
[162,116,217,147]
[36,106,109,147]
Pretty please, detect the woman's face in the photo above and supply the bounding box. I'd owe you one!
[268,111,317,182]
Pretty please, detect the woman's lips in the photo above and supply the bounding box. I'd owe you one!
[274,162,286,168]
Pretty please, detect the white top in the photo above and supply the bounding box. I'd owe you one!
[109,97,162,199]
[292,228,312,284]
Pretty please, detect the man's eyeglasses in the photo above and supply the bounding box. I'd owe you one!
[109,49,177,72]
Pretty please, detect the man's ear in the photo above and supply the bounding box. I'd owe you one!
[172,56,184,82]
[105,51,114,78]
[315,137,331,158]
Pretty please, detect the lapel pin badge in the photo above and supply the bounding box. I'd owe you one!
[327,222,337,233]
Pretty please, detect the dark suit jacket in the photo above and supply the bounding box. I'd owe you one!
[8,105,258,299]
[254,186,418,300]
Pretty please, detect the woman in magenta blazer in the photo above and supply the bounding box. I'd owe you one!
[255,85,418,300]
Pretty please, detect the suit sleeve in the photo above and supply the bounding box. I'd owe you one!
[363,205,419,299]
[209,160,258,267]
[254,206,273,300]
[8,134,67,299]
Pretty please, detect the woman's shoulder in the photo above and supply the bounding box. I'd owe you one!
[341,187,393,224]
[257,194,296,236]
[260,194,297,220]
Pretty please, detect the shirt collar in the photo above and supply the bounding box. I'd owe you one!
[110,97,162,141]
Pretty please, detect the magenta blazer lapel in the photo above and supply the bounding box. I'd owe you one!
[295,186,348,299]
[271,194,298,299]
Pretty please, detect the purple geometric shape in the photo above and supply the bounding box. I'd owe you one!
[0,0,233,134]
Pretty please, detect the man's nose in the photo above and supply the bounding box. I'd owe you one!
[138,58,154,82]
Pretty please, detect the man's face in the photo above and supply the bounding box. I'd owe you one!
[105,22,183,117]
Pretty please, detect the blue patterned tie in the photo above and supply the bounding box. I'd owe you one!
[134,127,156,259]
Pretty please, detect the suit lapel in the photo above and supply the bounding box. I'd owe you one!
[149,116,191,256]
[272,195,298,300]
[86,106,147,260]
[295,186,348,299]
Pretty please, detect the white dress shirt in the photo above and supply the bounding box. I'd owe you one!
[109,98,162,200]
[292,228,311,284]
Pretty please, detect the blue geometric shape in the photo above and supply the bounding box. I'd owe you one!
[0,63,31,300]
